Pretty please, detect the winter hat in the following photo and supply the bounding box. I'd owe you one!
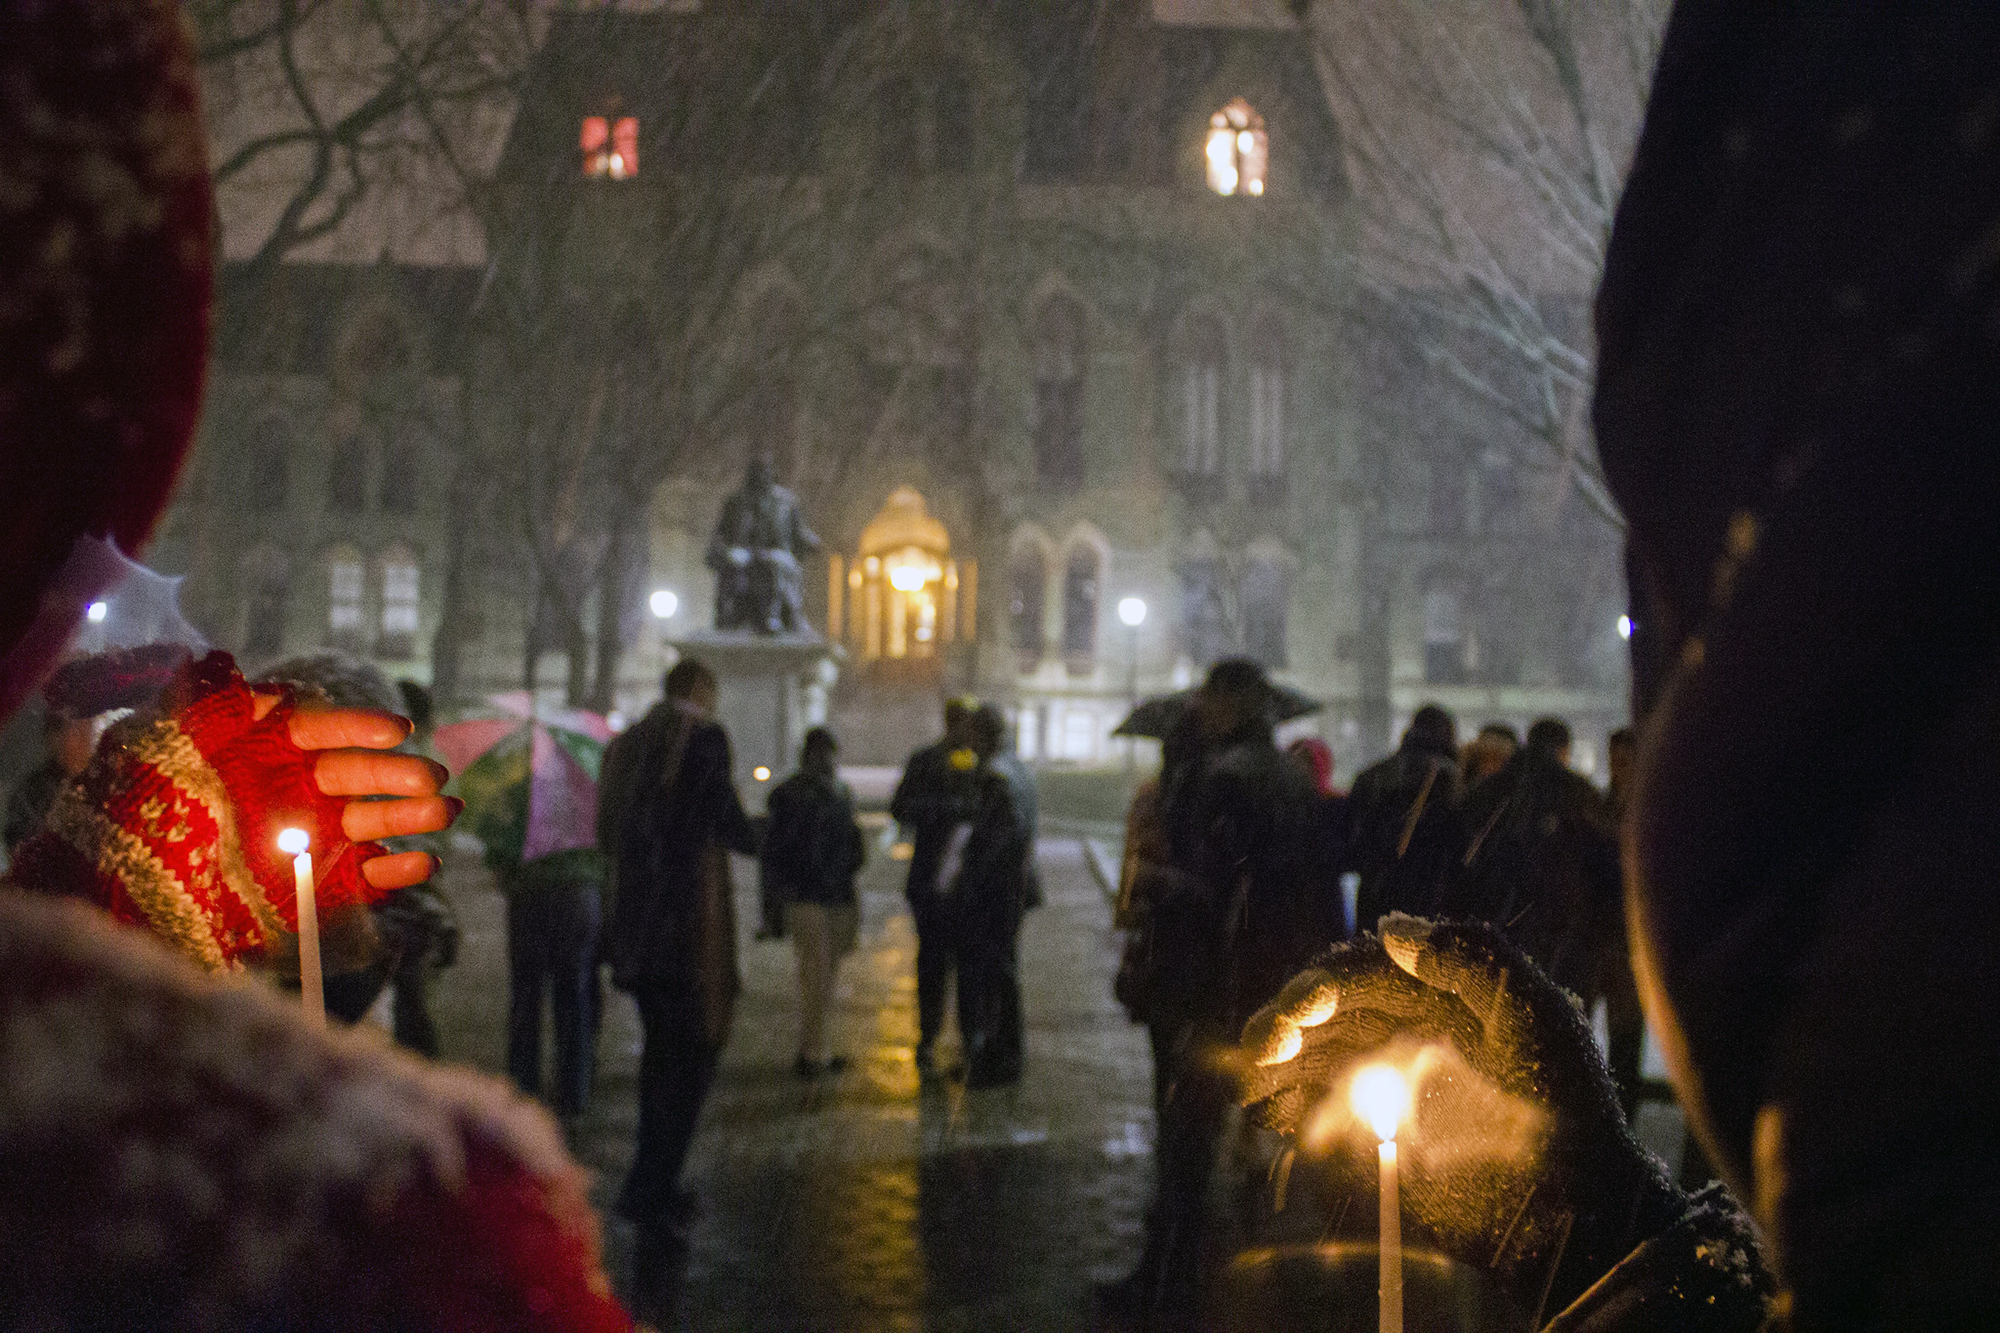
[0,0,215,720]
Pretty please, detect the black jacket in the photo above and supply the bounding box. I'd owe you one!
[1594,4,2000,1319]
[598,702,757,993]
[1156,725,1343,1031]
[1344,742,1462,931]
[950,752,1037,941]
[760,766,864,908]
[1449,748,1620,996]
[889,738,979,901]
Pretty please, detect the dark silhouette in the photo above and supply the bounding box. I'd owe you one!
[1344,703,1463,932]
[704,457,821,634]
[889,697,981,1073]
[599,657,757,1256]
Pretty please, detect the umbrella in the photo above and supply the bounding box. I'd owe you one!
[434,693,614,862]
[1111,684,1323,740]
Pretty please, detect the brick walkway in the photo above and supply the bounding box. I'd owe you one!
[425,833,1153,1330]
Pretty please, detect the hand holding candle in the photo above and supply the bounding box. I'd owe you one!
[1352,1064,1411,1333]
[276,828,322,1028]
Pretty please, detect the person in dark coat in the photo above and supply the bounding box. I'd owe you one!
[597,657,757,1251]
[1591,5,2000,1322]
[1450,717,1622,998]
[1344,703,1462,932]
[762,726,865,1077]
[889,696,980,1073]
[949,703,1038,1089]
[1120,659,1344,1328]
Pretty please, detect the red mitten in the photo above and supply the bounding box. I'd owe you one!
[13,651,385,971]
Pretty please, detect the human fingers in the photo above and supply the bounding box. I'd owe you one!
[362,850,445,891]
[342,795,461,843]
[1243,966,1342,1068]
[289,706,414,752]
[315,751,448,798]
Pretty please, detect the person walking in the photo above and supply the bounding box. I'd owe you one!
[889,696,981,1074]
[761,727,866,1077]
[1344,703,1463,931]
[598,658,757,1260]
[1451,716,1621,997]
[948,703,1038,1089]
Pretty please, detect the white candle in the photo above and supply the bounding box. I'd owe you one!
[1351,1064,1411,1333]
[277,828,323,1028]
[1378,1139,1402,1333]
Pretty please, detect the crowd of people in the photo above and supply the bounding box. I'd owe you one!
[5,2,2000,1329]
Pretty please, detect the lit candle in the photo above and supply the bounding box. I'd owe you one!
[277,828,323,1028]
[1351,1064,1410,1333]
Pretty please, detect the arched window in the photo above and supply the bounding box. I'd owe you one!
[379,547,421,659]
[327,434,367,510]
[1248,320,1286,479]
[877,75,918,177]
[1242,555,1288,667]
[581,114,638,179]
[1062,544,1101,669]
[327,547,365,652]
[935,64,974,170]
[1206,98,1267,196]
[1031,295,1086,486]
[248,417,291,513]
[1009,543,1047,672]
[378,438,419,514]
[1423,580,1468,684]
[1180,317,1225,476]
[1179,556,1233,668]
[240,545,289,661]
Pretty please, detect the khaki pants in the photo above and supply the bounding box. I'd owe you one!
[786,901,858,1063]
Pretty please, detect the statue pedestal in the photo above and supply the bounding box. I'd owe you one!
[671,630,842,809]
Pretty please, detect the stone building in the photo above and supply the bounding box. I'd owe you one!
[158,0,1627,779]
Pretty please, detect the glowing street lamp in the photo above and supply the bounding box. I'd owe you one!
[1117,596,1147,628]
[85,601,109,623]
[650,588,678,619]
[1118,597,1147,769]
[889,565,927,593]
[1617,613,1634,641]
[1351,1064,1410,1333]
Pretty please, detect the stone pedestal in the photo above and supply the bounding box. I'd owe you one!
[672,630,842,809]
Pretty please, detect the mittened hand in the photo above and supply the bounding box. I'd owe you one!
[18,652,457,973]
[1238,915,1685,1323]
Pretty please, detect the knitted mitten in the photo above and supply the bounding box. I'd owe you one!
[12,651,385,971]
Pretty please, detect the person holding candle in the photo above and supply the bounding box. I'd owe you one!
[1239,915,1774,1331]
[0,5,630,1326]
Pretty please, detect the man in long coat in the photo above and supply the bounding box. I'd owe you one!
[597,658,756,1247]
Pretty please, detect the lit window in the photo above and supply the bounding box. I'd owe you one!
[328,552,365,652]
[1423,582,1467,685]
[582,114,638,179]
[380,550,420,659]
[1206,98,1267,197]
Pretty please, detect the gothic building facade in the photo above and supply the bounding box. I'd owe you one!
[159,0,1628,778]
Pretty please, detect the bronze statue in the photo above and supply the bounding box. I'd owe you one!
[706,458,821,634]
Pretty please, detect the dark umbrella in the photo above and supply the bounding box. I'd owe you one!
[1112,684,1323,739]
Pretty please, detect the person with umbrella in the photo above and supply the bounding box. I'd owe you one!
[437,693,613,1122]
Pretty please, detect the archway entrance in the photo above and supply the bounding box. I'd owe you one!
[830,487,975,667]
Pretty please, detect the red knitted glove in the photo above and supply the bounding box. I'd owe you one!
[13,651,385,971]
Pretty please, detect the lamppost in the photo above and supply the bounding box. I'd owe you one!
[1117,596,1147,770]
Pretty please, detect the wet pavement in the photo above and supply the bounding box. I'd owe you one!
[424,830,1153,1330]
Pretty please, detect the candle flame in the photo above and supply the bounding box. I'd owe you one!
[1350,1064,1409,1143]
[276,828,310,856]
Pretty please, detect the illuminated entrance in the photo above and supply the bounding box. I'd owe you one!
[830,487,974,663]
